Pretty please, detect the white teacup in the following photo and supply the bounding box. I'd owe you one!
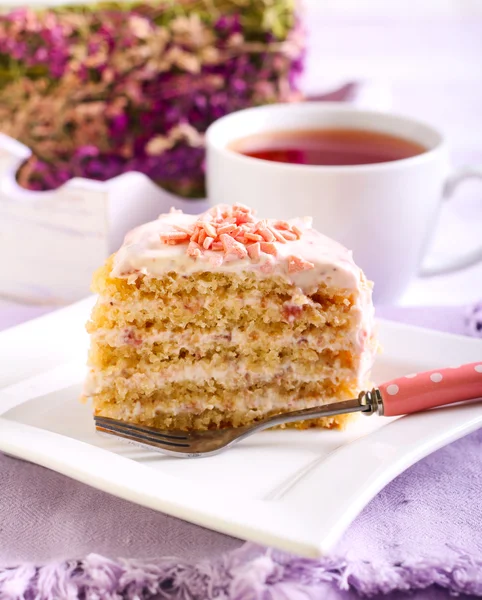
[206,103,482,303]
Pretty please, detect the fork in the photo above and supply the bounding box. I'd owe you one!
[94,362,482,457]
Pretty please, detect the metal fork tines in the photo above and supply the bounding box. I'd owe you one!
[95,417,191,450]
[94,393,379,458]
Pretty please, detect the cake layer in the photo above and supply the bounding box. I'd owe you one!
[93,378,360,427]
[89,299,355,341]
[94,405,357,431]
[89,263,367,334]
[89,341,354,369]
[87,345,355,390]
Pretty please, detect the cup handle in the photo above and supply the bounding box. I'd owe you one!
[419,167,482,277]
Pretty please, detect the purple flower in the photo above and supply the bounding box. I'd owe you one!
[109,115,129,137]
[2,2,305,197]
[214,14,242,37]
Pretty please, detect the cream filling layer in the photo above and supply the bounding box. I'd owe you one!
[85,361,357,396]
[90,326,355,352]
[99,291,309,309]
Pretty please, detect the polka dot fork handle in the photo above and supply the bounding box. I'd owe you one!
[365,362,482,417]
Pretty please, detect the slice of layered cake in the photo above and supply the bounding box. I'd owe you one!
[84,203,376,430]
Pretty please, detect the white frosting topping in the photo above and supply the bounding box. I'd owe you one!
[112,204,365,295]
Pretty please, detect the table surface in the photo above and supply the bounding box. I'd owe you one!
[1,6,482,320]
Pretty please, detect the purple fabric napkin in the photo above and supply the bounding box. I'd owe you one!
[0,304,481,600]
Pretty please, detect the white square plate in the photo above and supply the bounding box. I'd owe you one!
[0,298,481,557]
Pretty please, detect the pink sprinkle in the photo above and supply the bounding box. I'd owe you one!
[220,234,248,259]
[198,229,207,246]
[217,224,236,235]
[187,241,203,257]
[234,212,251,224]
[203,222,217,238]
[209,206,222,221]
[258,228,275,242]
[234,245,248,258]
[247,242,261,260]
[287,255,315,273]
[219,233,236,249]
[281,230,297,241]
[233,202,251,212]
[203,236,214,249]
[260,242,278,256]
[245,232,263,242]
[292,225,303,239]
[211,241,224,251]
[273,220,290,230]
[268,225,287,244]
[191,229,200,244]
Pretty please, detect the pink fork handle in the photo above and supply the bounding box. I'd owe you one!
[379,362,482,417]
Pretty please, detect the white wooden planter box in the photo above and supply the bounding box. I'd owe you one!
[0,134,208,304]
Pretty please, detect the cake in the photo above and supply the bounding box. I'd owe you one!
[84,203,376,430]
